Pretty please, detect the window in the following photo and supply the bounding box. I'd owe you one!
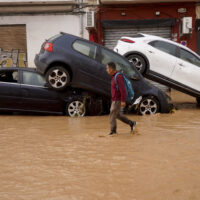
[22,71,46,87]
[179,48,200,67]
[73,40,97,60]
[48,33,62,42]
[0,70,18,83]
[149,40,176,56]
[101,48,137,77]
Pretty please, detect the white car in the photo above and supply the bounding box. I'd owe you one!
[114,33,200,104]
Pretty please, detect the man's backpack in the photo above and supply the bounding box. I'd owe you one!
[114,72,134,103]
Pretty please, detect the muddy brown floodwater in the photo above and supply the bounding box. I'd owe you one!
[0,91,200,200]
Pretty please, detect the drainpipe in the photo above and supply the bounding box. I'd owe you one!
[77,0,84,38]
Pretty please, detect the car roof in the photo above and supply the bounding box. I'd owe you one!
[61,32,138,65]
[142,34,200,57]
[0,67,37,72]
[61,32,103,48]
[123,33,200,58]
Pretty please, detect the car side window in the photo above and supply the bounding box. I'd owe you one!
[149,40,176,56]
[0,70,18,83]
[179,48,200,67]
[73,40,97,60]
[101,48,136,77]
[22,71,46,87]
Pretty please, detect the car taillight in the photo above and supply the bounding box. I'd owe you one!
[43,42,53,52]
[120,38,135,43]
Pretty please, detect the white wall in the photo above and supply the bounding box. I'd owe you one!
[0,14,89,67]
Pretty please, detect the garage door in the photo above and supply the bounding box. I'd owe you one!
[0,25,27,68]
[104,26,171,49]
[104,26,171,91]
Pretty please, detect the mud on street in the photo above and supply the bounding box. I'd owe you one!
[0,91,200,200]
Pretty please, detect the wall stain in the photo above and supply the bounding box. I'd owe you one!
[0,48,27,68]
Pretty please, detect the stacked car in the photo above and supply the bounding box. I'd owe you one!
[33,32,172,116]
[114,33,200,104]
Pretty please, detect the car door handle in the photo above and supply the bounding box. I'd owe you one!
[178,63,185,67]
[148,50,154,54]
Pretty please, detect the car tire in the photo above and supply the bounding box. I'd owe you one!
[196,97,200,105]
[46,66,70,91]
[127,54,146,74]
[66,96,86,117]
[138,96,159,115]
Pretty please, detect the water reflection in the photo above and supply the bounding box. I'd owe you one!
[0,91,200,200]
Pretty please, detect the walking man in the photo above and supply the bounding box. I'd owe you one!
[106,62,136,135]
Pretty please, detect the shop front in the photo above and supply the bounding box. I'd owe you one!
[93,2,196,51]
[89,1,196,90]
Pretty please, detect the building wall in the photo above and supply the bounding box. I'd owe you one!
[0,14,89,68]
[0,25,27,68]
[197,5,200,18]
[93,2,196,52]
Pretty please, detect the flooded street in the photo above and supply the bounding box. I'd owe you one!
[1,91,200,200]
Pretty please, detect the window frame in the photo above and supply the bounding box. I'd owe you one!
[72,39,99,61]
[177,47,200,67]
[99,46,139,77]
[0,69,19,84]
[148,40,179,57]
[21,70,47,88]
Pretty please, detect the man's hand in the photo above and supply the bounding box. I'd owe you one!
[121,102,126,107]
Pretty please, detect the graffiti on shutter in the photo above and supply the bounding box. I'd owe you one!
[0,48,27,68]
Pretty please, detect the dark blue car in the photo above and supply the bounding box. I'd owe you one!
[0,67,107,116]
[34,32,172,115]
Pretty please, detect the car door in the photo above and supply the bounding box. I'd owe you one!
[146,40,178,78]
[71,40,109,94]
[171,47,200,92]
[0,69,21,110]
[20,70,63,113]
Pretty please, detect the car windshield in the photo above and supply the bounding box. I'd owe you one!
[101,48,137,77]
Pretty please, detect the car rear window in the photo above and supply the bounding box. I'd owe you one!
[40,34,62,53]
[48,34,62,42]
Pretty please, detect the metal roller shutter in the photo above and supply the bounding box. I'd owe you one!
[104,26,171,49]
[104,26,172,91]
[0,25,27,68]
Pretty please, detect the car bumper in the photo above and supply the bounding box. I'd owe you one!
[34,54,48,75]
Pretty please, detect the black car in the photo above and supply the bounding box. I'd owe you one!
[0,67,107,116]
[34,32,172,115]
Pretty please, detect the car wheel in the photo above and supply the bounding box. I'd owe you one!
[127,54,146,74]
[196,97,200,105]
[138,96,159,115]
[66,96,86,117]
[46,66,70,91]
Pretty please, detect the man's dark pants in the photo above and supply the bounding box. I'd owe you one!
[110,101,131,132]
